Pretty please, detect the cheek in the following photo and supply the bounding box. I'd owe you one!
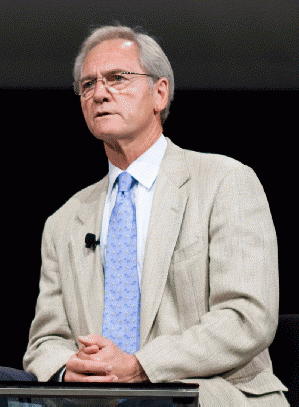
[118,88,153,119]
[81,101,93,126]
[117,92,136,117]
[81,100,87,118]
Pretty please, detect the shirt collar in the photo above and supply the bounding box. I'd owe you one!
[107,134,167,196]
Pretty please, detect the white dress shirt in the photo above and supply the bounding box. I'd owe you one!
[100,134,167,286]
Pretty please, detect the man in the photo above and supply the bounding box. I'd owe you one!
[1,24,288,405]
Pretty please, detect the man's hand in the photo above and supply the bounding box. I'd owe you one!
[64,341,118,382]
[64,334,149,383]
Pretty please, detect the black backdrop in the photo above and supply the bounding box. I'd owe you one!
[2,0,299,90]
[1,0,298,371]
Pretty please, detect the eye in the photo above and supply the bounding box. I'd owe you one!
[107,73,128,83]
[82,79,95,91]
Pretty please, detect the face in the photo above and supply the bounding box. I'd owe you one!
[80,38,168,144]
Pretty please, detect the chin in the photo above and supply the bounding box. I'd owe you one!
[92,129,129,141]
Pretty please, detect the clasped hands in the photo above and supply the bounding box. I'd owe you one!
[65,334,148,383]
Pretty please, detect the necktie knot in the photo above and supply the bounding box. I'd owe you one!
[118,171,135,192]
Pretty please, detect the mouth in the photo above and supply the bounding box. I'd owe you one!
[95,112,112,118]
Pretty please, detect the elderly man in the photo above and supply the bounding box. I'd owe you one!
[0,24,288,405]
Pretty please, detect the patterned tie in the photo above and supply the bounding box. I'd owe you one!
[102,171,140,354]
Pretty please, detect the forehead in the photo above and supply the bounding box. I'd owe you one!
[81,38,141,76]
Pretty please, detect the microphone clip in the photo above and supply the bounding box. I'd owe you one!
[85,233,100,250]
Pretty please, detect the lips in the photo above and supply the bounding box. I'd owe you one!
[94,111,112,118]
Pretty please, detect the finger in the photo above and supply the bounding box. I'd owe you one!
[65,365,118,382]
[78,335,110,348]
[83,345,99,354]
[67,356,110,375]
[76,344,86,354]
[64,370,88,382]
[76,350,90,360]
[80,374,118,383]
[77,346,100,361]
[78,335,99,346]
[65,370,118,383]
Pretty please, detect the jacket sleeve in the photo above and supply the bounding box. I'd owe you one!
[135,165,279,382]
[23,216,78,381]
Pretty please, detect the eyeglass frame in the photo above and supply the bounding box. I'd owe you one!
[73,71,155,97]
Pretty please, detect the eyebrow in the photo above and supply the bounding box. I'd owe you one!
[80,69,128,82]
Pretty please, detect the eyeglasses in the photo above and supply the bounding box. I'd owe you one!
[73,71,154,98]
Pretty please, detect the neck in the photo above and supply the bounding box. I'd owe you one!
[103,123,163,170]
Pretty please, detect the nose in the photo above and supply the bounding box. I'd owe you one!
[92,78,112,103]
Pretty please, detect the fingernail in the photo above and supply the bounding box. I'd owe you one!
[113,376,118,382]
[106,365,112,372]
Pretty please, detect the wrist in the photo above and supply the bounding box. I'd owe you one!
[129,355,149,383]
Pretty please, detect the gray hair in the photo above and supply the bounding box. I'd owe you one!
[73,24,174,124]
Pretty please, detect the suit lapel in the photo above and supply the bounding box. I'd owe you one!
[140,140,189,346]
[70,176,108,336]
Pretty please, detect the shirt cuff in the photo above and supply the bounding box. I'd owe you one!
[51,366,66,382]
[58,366,66,382]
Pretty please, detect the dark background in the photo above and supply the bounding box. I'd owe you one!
[1,0,298,371]
[2,0,299,89]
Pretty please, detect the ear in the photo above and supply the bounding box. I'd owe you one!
[153,77,169,114]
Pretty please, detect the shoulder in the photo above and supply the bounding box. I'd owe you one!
[167,138,252,179]
[44,176,108,232]
[179,146,267,207]
[185,148,245,171]
[165,139,263,198]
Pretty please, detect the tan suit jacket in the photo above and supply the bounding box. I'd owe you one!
[23,138,287,401]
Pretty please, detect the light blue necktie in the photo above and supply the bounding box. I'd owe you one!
[102,171,140,354]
